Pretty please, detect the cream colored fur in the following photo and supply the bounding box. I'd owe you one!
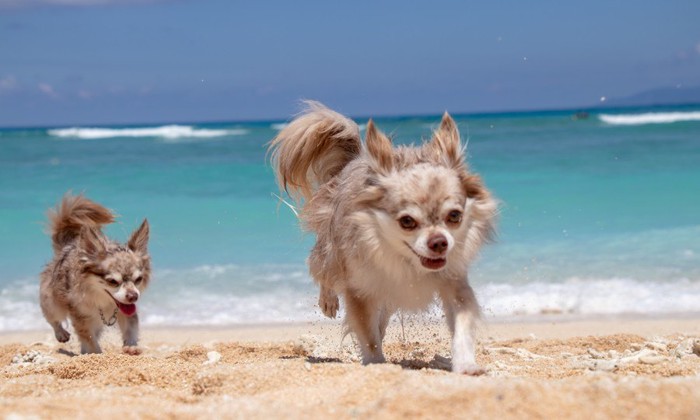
[270,101,497,374]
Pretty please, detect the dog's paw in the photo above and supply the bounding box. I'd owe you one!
[319,288,339,318]
[321,297,339,318]
[361,353,386,365]
[453,363,486,376]
[122,345,142,356]
[55,328,70,343]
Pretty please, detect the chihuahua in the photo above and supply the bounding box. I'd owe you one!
[270,102,496,374]
[40,193,150,355]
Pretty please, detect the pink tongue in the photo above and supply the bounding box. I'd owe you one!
[117,302,137,316]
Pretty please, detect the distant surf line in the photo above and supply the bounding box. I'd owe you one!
[48,125,248,140]
[599,111,700,126]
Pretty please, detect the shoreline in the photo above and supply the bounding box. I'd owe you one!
[3,312,700,344]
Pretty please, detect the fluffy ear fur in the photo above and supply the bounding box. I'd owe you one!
[365,119,393,173]
[429,112,463,167]
[461,173,489,200]
[79,226,105,256]
[128,219,149,253]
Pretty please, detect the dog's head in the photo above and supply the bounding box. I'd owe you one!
[355,114,496,273]
[78,219,151,316]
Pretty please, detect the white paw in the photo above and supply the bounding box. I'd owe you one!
[452,362,486,376]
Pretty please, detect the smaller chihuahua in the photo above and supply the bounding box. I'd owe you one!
[40,193,150,355]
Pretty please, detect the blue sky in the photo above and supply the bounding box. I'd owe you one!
[1,0,699,126]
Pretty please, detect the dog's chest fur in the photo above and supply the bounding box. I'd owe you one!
[348,257,443,310]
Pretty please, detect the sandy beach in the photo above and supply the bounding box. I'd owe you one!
[1,315,699,419]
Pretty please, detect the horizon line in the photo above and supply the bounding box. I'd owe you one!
[2,101,700,130]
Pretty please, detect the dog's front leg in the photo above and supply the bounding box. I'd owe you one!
[48,320,71,343]
[72,314,103,354]
[118,313,142,355]
[318,285,339,318]
[344,291,385,364]
[440,281,484,375]
[39,294,71,343]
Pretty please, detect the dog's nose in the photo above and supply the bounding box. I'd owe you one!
[125,290,139,303]
[427,234,448,254]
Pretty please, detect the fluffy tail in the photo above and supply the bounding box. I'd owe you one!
[269,101,361,204]
[48,193,114,253]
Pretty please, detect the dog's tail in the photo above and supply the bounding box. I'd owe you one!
[48,192,115,253]
[269,101,361,205]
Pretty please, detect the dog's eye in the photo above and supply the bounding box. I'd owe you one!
[133,276,143,285]
[105,278,119,287]
[398,215,418,230]
[447,210,463,224]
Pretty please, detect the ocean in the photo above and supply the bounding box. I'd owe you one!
[1,105,699,332]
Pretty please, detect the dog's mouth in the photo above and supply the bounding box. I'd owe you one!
[404,242,447,270]
[419,256,447,270]
[105,291,137,317]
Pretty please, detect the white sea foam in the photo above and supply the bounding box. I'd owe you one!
[0,280,47,332]
[48,125,248,140]
[2,266,699,331]
[478,277,700,317]
[599,111,700,126]
[141,291,319,326]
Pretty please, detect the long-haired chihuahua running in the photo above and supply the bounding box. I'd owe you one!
[40,193,150,355]
[270,102,497,375]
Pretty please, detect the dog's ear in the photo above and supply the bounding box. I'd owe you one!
[429,112,463,166]
[365,119,393,173]
[79,226,105,256]
[128,219,149,253]
[461,173,489,200]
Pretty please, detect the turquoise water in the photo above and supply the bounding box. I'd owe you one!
[1,106,699,330]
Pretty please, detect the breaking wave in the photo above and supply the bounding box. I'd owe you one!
[2,265,699,331]
[599,111,700,126]
[48,125,248,140]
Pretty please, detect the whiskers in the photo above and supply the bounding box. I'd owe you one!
[271,193,299,218]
